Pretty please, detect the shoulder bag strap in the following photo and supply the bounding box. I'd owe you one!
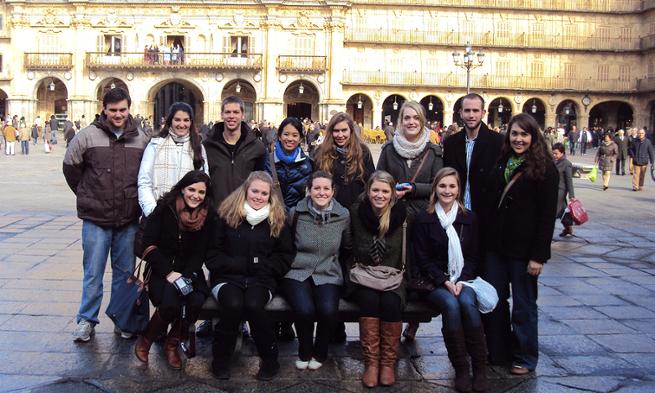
[410,150,430,183]
[269,149,284,201]
[401,221,407,272]
[497,172,523,209]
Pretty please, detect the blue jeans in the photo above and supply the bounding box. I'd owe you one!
[77,220,138,324]
[482,252,538,370]
[281,278,341,362]
[21,141,29,155]
[425,285,481,332]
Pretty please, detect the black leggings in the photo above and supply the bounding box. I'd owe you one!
[151,279,206,323]
[351,285,402,322]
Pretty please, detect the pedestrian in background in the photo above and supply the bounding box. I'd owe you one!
[552,143,576,237]
[614,129,629,176]
[595,132,618,191]
[567,125,579,156]
[629,128,654,191]
[3,120,17,155]
[18,118,31,155]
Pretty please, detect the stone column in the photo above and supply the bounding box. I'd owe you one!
[372,105,383,129]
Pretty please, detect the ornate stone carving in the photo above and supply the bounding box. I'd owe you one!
[10,14,30,28]
[287,11,320,30]
[32,9,68,27]
[94,11,132,28]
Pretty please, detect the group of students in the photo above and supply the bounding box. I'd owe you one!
[125,92,558,393]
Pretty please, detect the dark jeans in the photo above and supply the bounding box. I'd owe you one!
[351,285,402,322]
[149,278,206,323]
[21,141,29,155]
[569,140,576,155]
[281,278,340,362]
[213,283,275,358]
[482,252,538,370]
[425,286,481,332]
[616,158,626,175]
[580,141,587,154]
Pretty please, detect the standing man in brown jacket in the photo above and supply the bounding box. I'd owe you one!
[63,88,150,342]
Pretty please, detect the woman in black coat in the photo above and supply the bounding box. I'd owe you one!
[413,167,486,392]
[552,143,576,237]
[482,113,558,375]
[206,171,295,381]
[135,170,216,370]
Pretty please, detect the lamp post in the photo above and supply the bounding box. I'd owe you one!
[452,42,485,94]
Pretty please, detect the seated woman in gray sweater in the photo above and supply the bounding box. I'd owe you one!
[281,171,352,371]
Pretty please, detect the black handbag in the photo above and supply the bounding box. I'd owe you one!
[133,215,148,258]
[105,257,151,334]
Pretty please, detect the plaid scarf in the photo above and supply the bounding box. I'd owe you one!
[153,131,194,200]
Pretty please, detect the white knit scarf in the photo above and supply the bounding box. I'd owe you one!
[153,130,194,200]
[392,126,430,160]
[244,202,270,226]
[436,201,464,283]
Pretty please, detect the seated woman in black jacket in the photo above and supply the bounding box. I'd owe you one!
[206,171,295,381]
[134,170,216,370]
[413,167,487,393]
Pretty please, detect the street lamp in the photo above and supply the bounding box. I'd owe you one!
[110,82,116,89]
[357,95,363,110]
[49,80,56,91]
[531,99,537,113]
[392,96,398,111]
[235,81,241,94]
[452,42,485,94]
[428,97,434,111]
[299,82,304,95]
[498,102,504,113]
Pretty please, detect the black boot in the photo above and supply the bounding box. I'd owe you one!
[211,328,238,380]
[256,344,280,381]
[443,328,472,393]
[465,327,489,392]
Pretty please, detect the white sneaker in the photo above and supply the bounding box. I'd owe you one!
[113,326,135,339]
[295,359,309,370]
[308,358,323,370]
[73,320,95,342]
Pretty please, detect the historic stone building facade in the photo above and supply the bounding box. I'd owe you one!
[1,0,654,131]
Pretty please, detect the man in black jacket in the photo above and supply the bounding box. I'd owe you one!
[614,129,629,175]
[443,93,503,213]
[630,128,655,191]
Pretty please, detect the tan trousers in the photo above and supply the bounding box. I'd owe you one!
[633,165,647,190]
[602,171,611,188]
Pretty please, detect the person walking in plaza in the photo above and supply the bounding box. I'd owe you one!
[135,171,215,369]
[568,125,579,156]
[552,143,576,237]
[63,88,150,342]
[413,167,487,393]
[138,102,208,218]
[376,100,443,341]
[481,113,558,375]
[31,122,39,146]
[3,120,17,155]
[347,171,407,388]
[281,171,352,371]
[629,128,655,191]
[49,115,59,145]
[595,132,618,191]
[579,127,591,155]
[63,119,76,147]
[614,129,629,176]
[206,171,294,381]
[18,118,31,155]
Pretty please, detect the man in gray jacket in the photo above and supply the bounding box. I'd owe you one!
[629,128,654,191]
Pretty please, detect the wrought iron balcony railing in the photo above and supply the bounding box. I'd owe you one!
[341,70,637,92]
[85,52,263,71]
[351,0,642,12]
[24,53,74,70]
[277,55,327,73]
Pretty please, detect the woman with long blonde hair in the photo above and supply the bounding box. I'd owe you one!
[346,170,407,388]
[206,171,295,381]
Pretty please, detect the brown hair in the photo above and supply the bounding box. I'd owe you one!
[501,113,550,180]
[314,112,368,183]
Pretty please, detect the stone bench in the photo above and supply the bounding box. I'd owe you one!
[199,295,440,323]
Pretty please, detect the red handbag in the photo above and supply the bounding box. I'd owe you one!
[568,199,588,225]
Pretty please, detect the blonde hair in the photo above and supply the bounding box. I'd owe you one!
[427,167,466,215]
[315,112,368,183]
[396,101,427,137]
[218,171,287,237]
[366,170,398,238]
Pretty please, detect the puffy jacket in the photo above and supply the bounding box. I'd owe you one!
[630,138,654,166]
[63,115,150,228]
[264,146,313,209]
[206,217,295,293]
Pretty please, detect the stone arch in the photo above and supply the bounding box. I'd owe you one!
[95,78,130,114]
[523,97,547,129]
[588,100,634,131]
[419,95,445,128]
[283,79,320,121]
[556,99,579,131]
[148,78,206,127]
[222,79,257,122]
[346,93,374,128]
[487,97,513,129]
[381,94,406,127]
[34,77,69,121]
[0,88,7,119]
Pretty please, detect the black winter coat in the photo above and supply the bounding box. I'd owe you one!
[483,159,559,263]
[142,203,215,305]
[413,209,479,287]
[206,218,295,293]
[328,144,376,209]
[614,136,629,160]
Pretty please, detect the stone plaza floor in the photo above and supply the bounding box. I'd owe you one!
[1,140,655,392]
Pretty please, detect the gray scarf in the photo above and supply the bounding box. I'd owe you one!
[392,127,430,160]
[308,198,333,225]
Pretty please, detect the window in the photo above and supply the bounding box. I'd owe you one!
[496,21,510,40]
[38,32,59,52]
[648,61,655,78]
[496,60,510,77]
[292,34,314,56]
[530,62,544,78]
[530,23,544,42]
[621,27,631,41]
[225,35,250,56]
[597,26,610,45]
[564,63,576,79]
[105,35,122,54]
[597,64,609,81]
[619,65,630,81]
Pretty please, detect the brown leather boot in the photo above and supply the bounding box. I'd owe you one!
[379,321,402,386]
[465,327,489,392]
[443,328,472,393]
[134,310,167,363]
[164,319,183,370]
[359,317,380,388]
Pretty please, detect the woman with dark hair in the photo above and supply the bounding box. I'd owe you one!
[347,170,407,388]
[482,113,558,375]
[134,170,216,370]
[552,143,576,237]
[413,167,486,393]
[595,132,618,191]
[138,102,208,217]
[207,171,295,381]
[281,170,352,371]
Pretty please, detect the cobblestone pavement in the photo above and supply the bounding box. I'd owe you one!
[1,143,654,392]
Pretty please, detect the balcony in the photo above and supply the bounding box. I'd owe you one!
[85,52,263,71]
[345,28,640,52]
[350,0,642,13]
[641,34,655,50]
[638,77,655,92]
[277,55,327,73]
[24,53,73,71]
[341,70,637,92]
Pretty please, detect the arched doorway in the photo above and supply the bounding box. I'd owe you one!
[96,78,129,114]
[36,78,68,123]
[222,79,257,122]
[589,101,633,131]
[556,100,578,132]
[649,100,655,133]
[346,94,373,128]
[151,80,204,128]
[452,96,465,126]
[522,98,546,129]
[284,80,319,121]
[420,95,444,129]
[0,89,7,119]
[488,97,512,129]
[382,94,406,128]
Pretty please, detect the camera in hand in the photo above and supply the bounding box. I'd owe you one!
[173,276,194,296]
